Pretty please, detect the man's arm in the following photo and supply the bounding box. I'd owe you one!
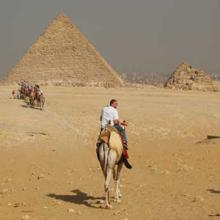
[112,109,119,125]
[121,120,128,126]
[113,110,128,126]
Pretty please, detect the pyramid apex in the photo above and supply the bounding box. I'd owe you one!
[178,61,190,68]
[54,12,71,23]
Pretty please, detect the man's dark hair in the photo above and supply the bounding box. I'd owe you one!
[110,99,117,106]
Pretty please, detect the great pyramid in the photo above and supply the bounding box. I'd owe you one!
[164,62,219,91]
[2,13,123,87]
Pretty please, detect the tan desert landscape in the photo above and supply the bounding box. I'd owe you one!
[0,5,220,220]
[0,84,220,220]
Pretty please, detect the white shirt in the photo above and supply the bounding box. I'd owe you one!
[100,106,119,128]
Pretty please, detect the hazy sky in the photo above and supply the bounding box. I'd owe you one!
[0,0,220,77]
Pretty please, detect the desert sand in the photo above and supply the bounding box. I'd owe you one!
[0,85,220,220]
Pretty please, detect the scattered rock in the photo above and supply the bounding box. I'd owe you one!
[67,208,75,213]
[192,196,204,203]
[37,174,45,180]
[54,200,62,205]
[177,164,193,172]
[161,170,171,175]
[182,194,204,203]
[21,215,30,220]
[14,202,27,208]
[113,210,121,215]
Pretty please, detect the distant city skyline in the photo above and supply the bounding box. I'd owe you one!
[0,0,220,78]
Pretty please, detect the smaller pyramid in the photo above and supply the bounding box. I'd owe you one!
[164,62,219,91]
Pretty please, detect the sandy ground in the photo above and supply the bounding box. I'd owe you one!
[0,85,220,220]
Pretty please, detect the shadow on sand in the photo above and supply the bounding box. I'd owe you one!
[208,213,220,217]
[207,189,220,194]
[47,189,105,209]
[203,189,220,217]
[196,135,220,145]
[21,104,43,111]
[21,104,29,108]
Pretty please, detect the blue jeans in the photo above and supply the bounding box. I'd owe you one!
[113,124,128,148]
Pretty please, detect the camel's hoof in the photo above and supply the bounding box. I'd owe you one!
[114,198,121,203]
[115,192,122,199]
[105,204,113,209]
[114,199,121,203]
[96,200,104,204]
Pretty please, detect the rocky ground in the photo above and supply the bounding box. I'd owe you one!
[0,85,220,220]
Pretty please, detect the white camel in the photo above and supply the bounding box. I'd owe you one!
[97,130,124,208]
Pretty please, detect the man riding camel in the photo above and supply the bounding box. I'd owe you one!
[98,99,132,169]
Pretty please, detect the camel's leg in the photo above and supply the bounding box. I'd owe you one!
[105,167,113,209]
[98,144,108,178]
[41,97,45,110]
[114,162,123,202]
[100,162,107,178]
[40,101,43,110]
[39,97,44,110]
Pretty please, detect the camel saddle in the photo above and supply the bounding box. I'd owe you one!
[99,125,123,157]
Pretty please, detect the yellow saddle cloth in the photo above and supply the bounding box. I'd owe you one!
[99,125,123,157]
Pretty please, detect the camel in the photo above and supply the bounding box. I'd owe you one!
[29,90,45,110]
[97,129,124,208]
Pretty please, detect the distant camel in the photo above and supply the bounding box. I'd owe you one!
[29,91,45,110]
[97,130,124,208]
